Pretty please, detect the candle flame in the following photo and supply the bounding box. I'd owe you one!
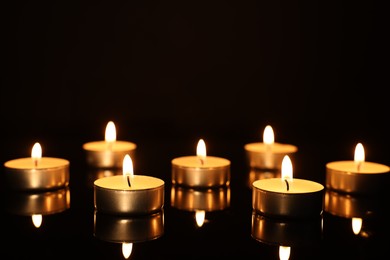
[354,143,365,165]
[122,242,133,259]
[123,154,134,177]
[195,210,206,227]
[105,121,117,143]
[196,139,207,164]
[279,246,291,260]
[281,155,293,181]
[32,214,42,228]
[31,142,42,159]
[263,125,275,145]
[352,217,363,235]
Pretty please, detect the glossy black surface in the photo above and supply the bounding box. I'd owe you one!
[1,133,389,259]
[1,1,389,259]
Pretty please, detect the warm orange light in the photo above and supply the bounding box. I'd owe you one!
[105,121,116,143]
[354,143,365,164]
[281,155,293,181]
[122,242,133,259]
[123,154,134,177]
[195,210,205,227]
[263,125,275,145]
[196,139,207,162]
[352,217,363,235]
[279,246,291,260]
[31,142,42,159]
[32,214,42,228]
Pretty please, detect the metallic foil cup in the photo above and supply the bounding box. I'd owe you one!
[251,210,323,246]
[94,209,164,243]
[94,175,165,215]
[325,161,390,194]
[252,179,324,219]
[170,185,230,211]
[83,141,137,168]
[5,187,70,216]
[244,143,297,170]
[171,156,230,188]
[3,158,70,191]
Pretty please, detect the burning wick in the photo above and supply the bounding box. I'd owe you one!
[105,121,116,150]
[126,175,131,187]
[284,179,290,191]
[199,158,204,165]
[123,154,133,188]
[354,143,365,173]
[281,155,292,192]
[31,142,42,168]
[196,139,206,166]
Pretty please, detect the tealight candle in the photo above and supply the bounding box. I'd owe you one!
[82,121,137,168]
[252,155,324,218]
[94,154,164,215]
[244,125,298,170]
[171,139,230,188]
[326,143,390,194]
[3,142,70,191]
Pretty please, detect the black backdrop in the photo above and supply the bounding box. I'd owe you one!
[0,1,389,259]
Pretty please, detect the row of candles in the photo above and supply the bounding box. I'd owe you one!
[3,121,389,216]
[4,121,390,207]
[3,121,389,259]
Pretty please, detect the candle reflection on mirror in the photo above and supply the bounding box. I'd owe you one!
[4,187,70,228]
[323,189,383,238]
[279,246,291,260]
[94,209,164,259]
[171,185,230,227]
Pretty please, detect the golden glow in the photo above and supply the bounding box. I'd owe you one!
[279,246,291,260]
[354,143,365,163]
[123,154,134,177]
[352,217,363,235]
[122,242,133,259]
[105,121,117,143]
[31,142,42,159]
[196,139,207,161]
[281,155,293,181]
[263,125,275,145]
[32,214,42,228]
[195,210,206,227]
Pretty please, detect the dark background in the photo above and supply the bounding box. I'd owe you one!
[1,1,389,259]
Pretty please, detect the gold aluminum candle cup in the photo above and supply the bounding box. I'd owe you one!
[326,161,390,194]
[94,175,164,215]
[94,209,164,243]
[171,156,230,188]
[324,190,383,218]
[5,187,70,216]
[244,143,297,170]
[251,210,322,246]
[170,185,230,211]
[248,169,281,189]
[3,158,70,191]
[252,179,324,219]
[83,141,137,168]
